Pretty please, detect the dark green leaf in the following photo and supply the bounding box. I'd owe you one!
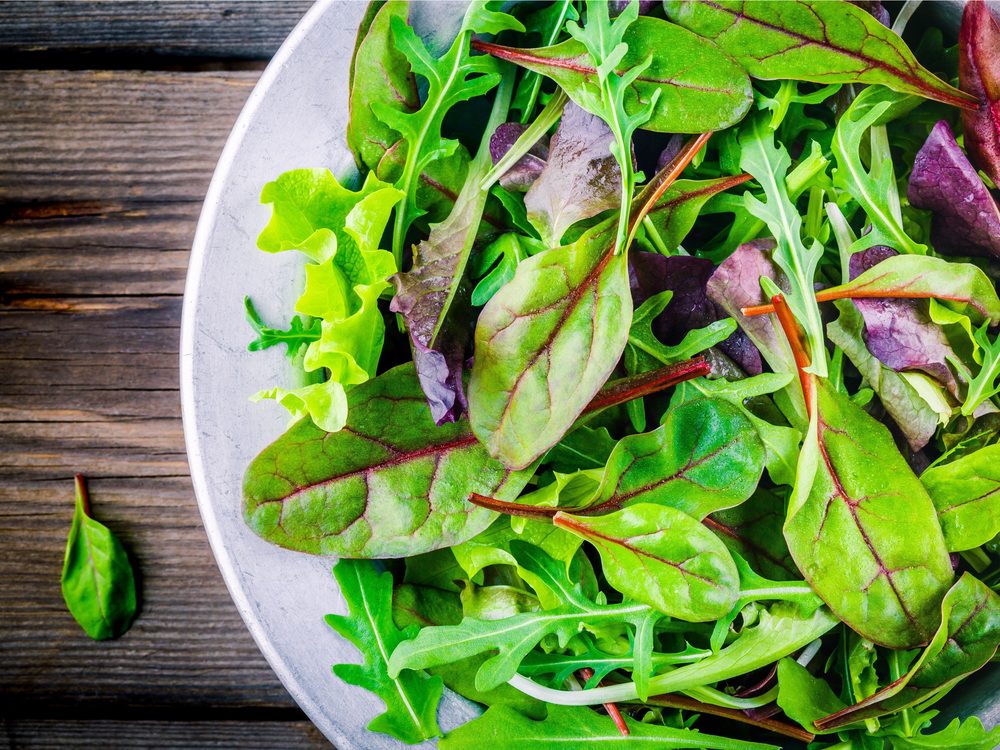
[785,377,954,648]
[663,0,976,108]
[61,475,137,641]
[921,444,1000,552]
[885,716,1000,750]
[776,657,847,733]
[706,488,799,580]
[644,174,752,252]
[326,560,442,744]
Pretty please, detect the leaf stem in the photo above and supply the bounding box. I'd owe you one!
[640,693,815,743]
[517,0,574,124]
[578,667,629,736]
[74,473,91,517]
[742,287,971,318]
[771,294,815,416]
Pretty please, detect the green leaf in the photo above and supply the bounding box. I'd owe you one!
[921,444,1000,552]
[470,233,544,308]
[815,573,1000,730]
[439,704,780,750]
[388,543,662,692]
[326,560,442,744]
[644,174,752,252]
[468,221,631,470]
[243,363,532,557]
[244,297,319,361]
[61,475,137,641]
[580,398,766,520]
[785,378,955,648]
[706,488,799,580]
[663,0,976,109]
[884,717,1000,750]
[554,503,740,621]
[776,658,847,733]
[955,323,1000,416]
[475,16,753,134]
[543,425,617,473]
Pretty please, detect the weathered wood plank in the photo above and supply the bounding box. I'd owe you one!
[2,718,327,749]
[0,68,312,719]
[0,1,314,62]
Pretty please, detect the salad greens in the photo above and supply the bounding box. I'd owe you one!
[243,0,1000,747]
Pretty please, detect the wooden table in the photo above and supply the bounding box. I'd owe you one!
[0,3,336,747]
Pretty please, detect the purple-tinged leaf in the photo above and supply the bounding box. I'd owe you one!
[630,252,761,374]
[524,102,622,247]
[960,0,1000,187]
[655,135,686,172]
[907,120,1000,259]
[489,122,548,192]
[849,1,890,27]
[848,246,960,397]
[707,239,795,375]
[609,0,657,17]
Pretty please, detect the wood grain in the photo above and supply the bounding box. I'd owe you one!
[0,1,313,64]
[0,69,322,727]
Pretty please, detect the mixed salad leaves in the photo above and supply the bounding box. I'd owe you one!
[242,0,1000,746]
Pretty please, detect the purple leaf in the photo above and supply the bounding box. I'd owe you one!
[609,0,656,16]
[655,134,686,172]
[524,101,622,246]
[849,246,960,396]
[489,122,548,192]
[849,0,890,27]
[960,0,1000,187]
[630,252,762,375]
[907,120,1000,259]
[707,239,793,375]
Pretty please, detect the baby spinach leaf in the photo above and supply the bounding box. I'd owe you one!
[473,16,752,135]
[243,363,532,558]
[815,573,1000,730]
[776,657,847,733]
[468,221,631,470]
[326,559,443,744]
[908,119,1000,259]
[921,444,1000,552]
[388,543,663,691]
[378,2,523,264]
[706,488,798,580]
[580,398,765,519]
[391,72,512,425]
[644,174,752,253]
[784,377,954,648]
[960,0,1000,188]
[506,601,837,705]
[556,503,740,621]
[663,0,976,109]
[523,101,621,248]
[61,475,137,641]
[439,704,780,750]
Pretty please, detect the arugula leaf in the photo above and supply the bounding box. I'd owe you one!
[785,377,955,649]
[244,297,319,361]
[954,323,1000,416]
[663,0,976,108]
[921,444,1000,552]
[377,1,523,264]
[326,559,443,744]
[644,174,753,253]
[885,716,1000,749]
[61,475,137,641]
[470,233,544,308]
[554,503,741,622]
[388,543,663,691]
[439,704,780,750]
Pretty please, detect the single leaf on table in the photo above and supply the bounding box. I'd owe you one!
[468,221,631,470]
[644,174,752,253]
[327,560,443,744]
[472,16,753,134]
[523,101,621,248]
[921,444,1000,552]
[61,475,137,641]
[827,299,939,452]
[815,573,1000,730]
[439,704,780,750]
[388,543,663,692]
[908,119,1000,259]
[663,0,977,109]
[554,503,740,621]
[243,363,532,558]
[960,0,1000,187]
[775,658,847,734]
[784,377,955,648]
[705,488,799,580]
[390,71,512,425]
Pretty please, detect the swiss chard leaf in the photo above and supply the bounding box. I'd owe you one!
[473,16,753,134]
[554,503,740,622]
[959,0,1000,187]
[439,704,780,750]
[663,0,976,109]
[326,559,443,744]
[921,444,1000,552]
[784,377,955,648]
[243,363,532,557]
[468,221,631,470]
[706,488,799,580]
[816,573,1000,730]
[61,475,137,641]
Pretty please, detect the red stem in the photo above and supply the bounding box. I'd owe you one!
[584,356,710,414]
[578,667,629,736]
[770,294,814,418]
[74,473,90,516]
[741,288,969,317]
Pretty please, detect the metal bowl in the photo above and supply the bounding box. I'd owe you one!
[180,1,998,746]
